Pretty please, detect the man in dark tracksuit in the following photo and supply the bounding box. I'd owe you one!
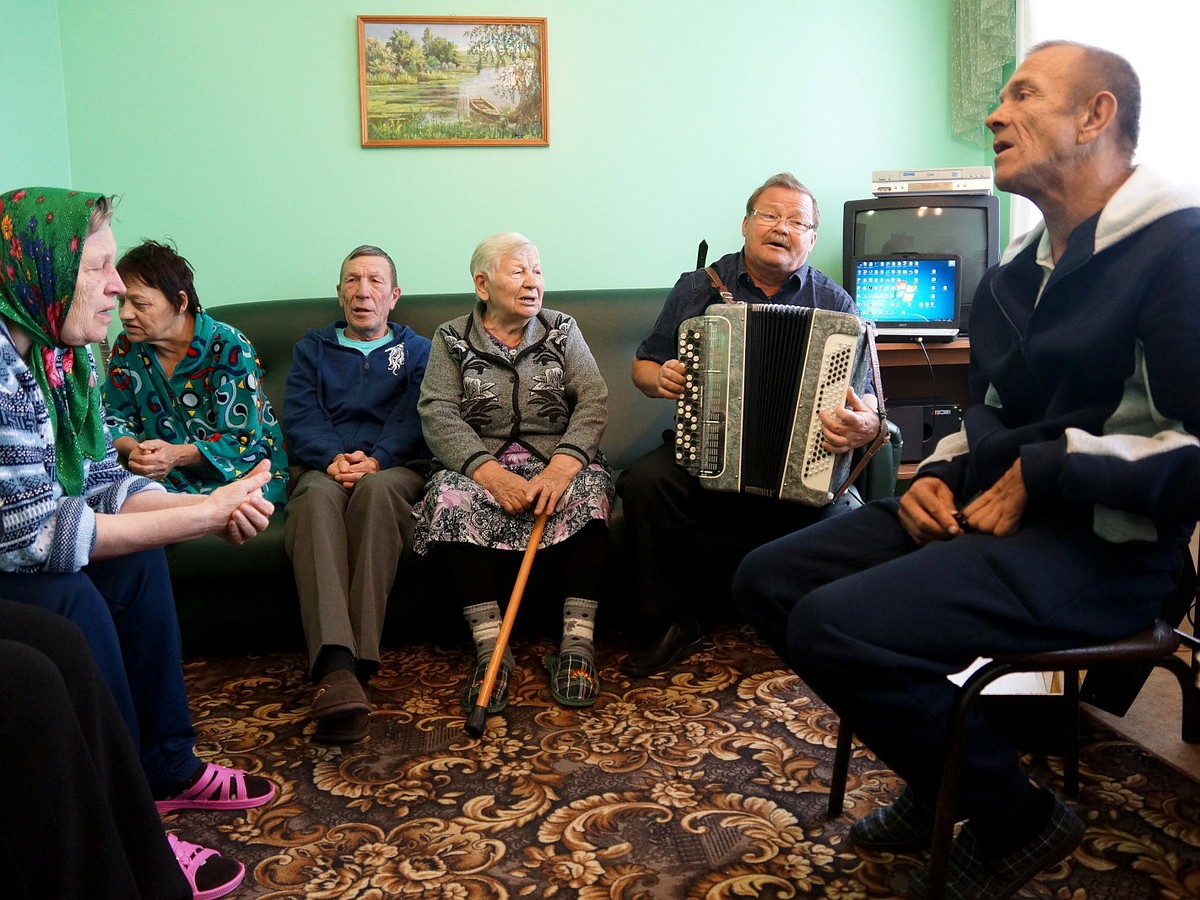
[734,41,1200,899]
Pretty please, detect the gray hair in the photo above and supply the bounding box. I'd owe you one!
[341,244,398,288]
[470,232,537,280]
[87,195,115,236]
[1029,40,1140,156]
[745,173,820,230]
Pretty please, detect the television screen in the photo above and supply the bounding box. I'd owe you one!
[842,194,999,335]
[853,255,960,341]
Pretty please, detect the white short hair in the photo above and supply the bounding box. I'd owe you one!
[470,232,536,280]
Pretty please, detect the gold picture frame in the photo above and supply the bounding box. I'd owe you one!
[358,16,549,147]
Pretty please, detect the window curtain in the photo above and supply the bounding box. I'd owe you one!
[951,0,1016,148]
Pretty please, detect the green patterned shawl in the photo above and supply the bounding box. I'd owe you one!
[0,187,109,496]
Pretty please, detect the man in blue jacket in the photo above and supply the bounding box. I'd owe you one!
[284,245,431,744]
[735,41,1200,899]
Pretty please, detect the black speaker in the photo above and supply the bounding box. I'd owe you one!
[889,401,963,463]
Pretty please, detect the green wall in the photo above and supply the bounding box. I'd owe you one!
[1,0,71,186]
[39,0,988,305]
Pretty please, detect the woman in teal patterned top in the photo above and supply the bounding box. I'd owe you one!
[102,240,288,503]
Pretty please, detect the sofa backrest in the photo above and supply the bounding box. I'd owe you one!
[213,288,675,471]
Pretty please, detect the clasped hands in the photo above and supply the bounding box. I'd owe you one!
[125,439,184,481]
[899,459,1027,546]
[327,450,381,489]
[474,456,583,516]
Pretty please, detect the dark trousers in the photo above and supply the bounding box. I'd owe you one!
[732,498,1176,823]
[616,439,856,620]
[431,521,609,635]
[0,549,198,797]
[0,600,189,900]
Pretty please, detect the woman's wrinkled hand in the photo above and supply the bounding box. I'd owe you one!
[126,439,177,480]
[526,455,583,516]
[473,460,532,515]
[206,460,274,544]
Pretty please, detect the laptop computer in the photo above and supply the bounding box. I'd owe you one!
[852,254,961,342]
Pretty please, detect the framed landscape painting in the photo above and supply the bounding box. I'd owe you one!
[358,16,549,147]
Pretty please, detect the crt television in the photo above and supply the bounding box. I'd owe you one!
[842,194,1000,336]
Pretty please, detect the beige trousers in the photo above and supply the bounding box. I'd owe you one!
[284,466,425,676]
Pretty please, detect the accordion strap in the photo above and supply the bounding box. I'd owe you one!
[832,321,890,500]
[704,266,736,304]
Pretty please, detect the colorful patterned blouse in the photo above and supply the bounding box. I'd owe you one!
[103,311,288,502]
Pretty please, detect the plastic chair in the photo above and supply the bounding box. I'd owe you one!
[826,553,1200,900]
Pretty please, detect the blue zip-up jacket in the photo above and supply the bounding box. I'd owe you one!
[917,167,1200,549]
[283,321,431,471]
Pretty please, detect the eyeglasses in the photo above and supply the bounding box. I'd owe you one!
[749,209,815,233]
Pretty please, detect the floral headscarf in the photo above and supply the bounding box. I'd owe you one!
[0,187,109,496]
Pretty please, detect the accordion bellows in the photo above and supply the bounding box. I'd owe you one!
[674,304,869,506]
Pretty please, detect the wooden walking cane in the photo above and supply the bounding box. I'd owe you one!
[464,510,549,737]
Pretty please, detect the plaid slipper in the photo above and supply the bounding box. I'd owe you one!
[848,785,935,853]
[460,651,513,714]
[545,651,599,707]
[909,793,1084,899]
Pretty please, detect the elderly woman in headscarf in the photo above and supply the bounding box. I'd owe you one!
[414,232,613,716]
[102,239,288,501]
[0,187,278,898]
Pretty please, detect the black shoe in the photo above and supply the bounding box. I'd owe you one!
[622,621,704,676]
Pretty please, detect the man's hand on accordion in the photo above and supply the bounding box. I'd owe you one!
[631,358,688,400]
[818,387,881,454]
[655,359,688,400]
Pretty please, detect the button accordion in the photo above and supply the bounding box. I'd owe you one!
[674,304,872,506]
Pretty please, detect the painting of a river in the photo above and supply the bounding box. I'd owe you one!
[358,17,548,147]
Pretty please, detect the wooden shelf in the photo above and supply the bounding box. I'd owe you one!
[878,338,971,478]
[877,337,971,410]
[878,337,970,367]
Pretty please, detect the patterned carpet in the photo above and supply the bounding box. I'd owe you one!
[167,625,1200,899]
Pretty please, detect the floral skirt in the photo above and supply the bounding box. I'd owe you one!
[413,444,613,554]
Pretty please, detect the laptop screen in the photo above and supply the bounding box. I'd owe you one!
[852,255,961,339]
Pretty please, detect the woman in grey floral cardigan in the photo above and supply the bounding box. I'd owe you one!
[414,232,613,715]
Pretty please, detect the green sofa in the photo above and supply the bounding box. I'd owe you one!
[164,289,901,652]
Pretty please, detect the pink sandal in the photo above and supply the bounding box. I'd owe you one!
[168,833,245,900]
[156,762,277,814]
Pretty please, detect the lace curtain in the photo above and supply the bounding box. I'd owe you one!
[951,0,1016,147]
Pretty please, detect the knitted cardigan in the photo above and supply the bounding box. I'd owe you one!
[418,303,607,477]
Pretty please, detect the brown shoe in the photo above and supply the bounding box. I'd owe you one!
[314,709,370,744]
[311,670,369,720]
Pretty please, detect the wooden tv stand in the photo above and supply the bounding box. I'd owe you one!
[877,338,970,479]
